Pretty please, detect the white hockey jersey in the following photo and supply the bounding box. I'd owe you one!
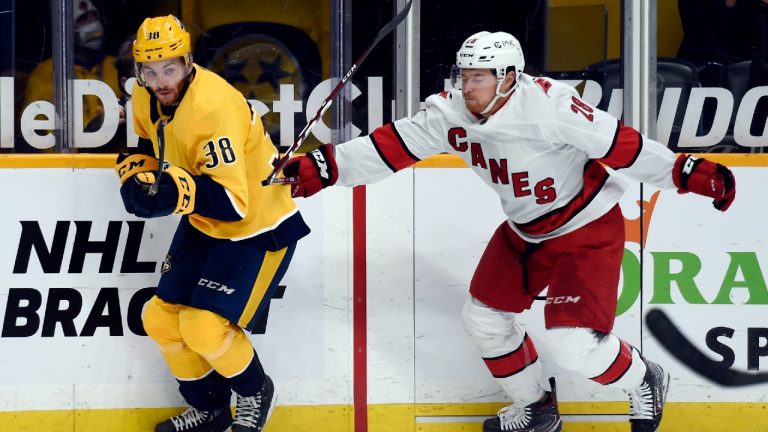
[334,73,677,242]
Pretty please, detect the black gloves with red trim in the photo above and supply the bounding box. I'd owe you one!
[672,154,736,212]
[282,144,339,198]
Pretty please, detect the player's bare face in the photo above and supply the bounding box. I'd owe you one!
[141,58,188,106]
[460,69,498,114]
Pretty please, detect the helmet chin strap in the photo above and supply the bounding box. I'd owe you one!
[478,75,517,116]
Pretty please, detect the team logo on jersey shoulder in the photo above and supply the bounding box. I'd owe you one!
[437,91,451,99]
[534,77,552,95]
[161,254,172,273]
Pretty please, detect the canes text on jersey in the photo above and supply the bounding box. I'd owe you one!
[447,127,556,204]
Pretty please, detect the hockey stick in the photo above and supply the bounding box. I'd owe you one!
[262,0,414,186]
[147,119,167,196]
[645,308,768,386]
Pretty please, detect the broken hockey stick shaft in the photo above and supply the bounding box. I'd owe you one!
[646,308,768,386]
[262,0,414,186]
[147,119,167,196]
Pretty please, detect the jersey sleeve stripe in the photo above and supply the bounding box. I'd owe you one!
[601,120,620,159]
[369,133,397,172]
[225,189,246,219]
[369,123,421,172]
[514,161,609,236]
[193,175,244,221]
[482,333,539,378]
[590,340,633,385]
[599,122,643,169]
[391,123,421,161]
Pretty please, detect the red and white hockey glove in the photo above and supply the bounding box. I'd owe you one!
[282,144,339,198]
[672,154,736,211]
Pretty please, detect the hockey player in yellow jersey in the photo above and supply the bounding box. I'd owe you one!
[114,15,309,432]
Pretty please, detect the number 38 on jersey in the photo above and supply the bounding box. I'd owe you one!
[203,137,237,168]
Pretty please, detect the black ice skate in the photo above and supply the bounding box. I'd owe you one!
[629,359,670,432]
[483,378,563,432]
[232,374,277,432]
[155,406,232,432]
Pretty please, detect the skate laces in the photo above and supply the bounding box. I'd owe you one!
[170,408,210,430]
[234,393,263,427]
[630,362,665,422]
[497,404,532,431]
[629,380,655,419]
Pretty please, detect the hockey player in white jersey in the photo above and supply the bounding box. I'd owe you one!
[282,31,736,432]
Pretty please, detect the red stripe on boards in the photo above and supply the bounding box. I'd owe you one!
[353,186,368,432]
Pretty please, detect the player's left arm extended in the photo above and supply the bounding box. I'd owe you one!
[552,89,735,211]
[599,126,735,212]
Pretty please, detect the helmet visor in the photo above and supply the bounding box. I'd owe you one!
[450,66,499,91]
[136,58,188,88]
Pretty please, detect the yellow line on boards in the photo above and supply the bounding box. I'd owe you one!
[0,154,116,168]
[0,152,765,169]
[0,402,764,431]
[689,153,768,167]
[0,405,353,432]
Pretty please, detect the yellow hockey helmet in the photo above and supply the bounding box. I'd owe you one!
[133,15,192,84]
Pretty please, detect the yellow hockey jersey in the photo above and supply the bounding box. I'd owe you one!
[132,65,307,243]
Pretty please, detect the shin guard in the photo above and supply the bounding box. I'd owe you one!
[546,327,646,390]
[462,296,546,406]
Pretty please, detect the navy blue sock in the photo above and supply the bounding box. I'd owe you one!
[227,350,266,396]
[178,370,232,411]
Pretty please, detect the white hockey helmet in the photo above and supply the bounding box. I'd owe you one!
[453,31,525,114]
[455,31,525,78]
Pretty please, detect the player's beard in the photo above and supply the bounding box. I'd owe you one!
[463,96,486,116]
[155,86,181,106]
[154,70,193,107]
[462,78,503,116]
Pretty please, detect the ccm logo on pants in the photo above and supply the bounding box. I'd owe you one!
[545,296,581,305]
[198,278,235,295]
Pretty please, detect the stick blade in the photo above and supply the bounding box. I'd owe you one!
[646,308,768,387]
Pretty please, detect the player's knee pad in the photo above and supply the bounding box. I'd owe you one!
[178,307,253,369]
[462,296,525,356]
[545,327,618,376]
[142,295,183,347]
[178,307,238,356]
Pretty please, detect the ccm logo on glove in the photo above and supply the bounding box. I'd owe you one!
[120,166,197,218]
[317,154,330,180]
[282,144,339,198]
[114,153,159,184]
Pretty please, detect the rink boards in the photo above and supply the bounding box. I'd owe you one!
[0,154,765,431]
